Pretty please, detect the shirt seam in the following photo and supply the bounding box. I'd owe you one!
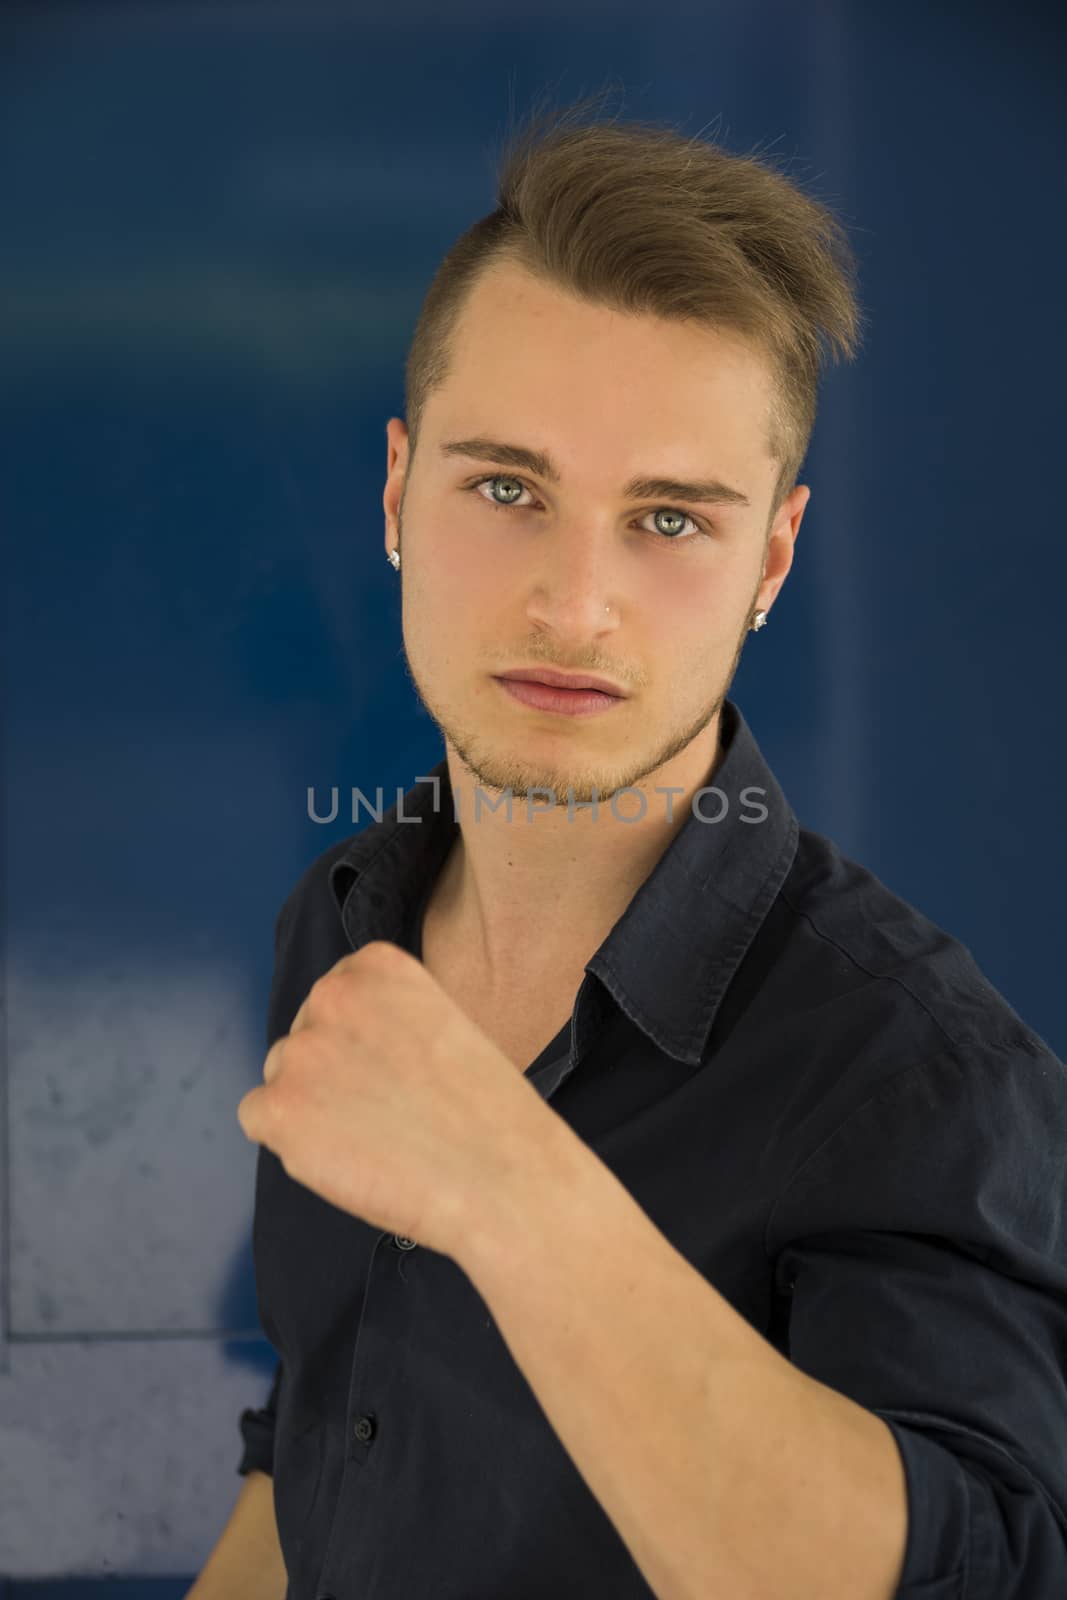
[776,885,967,1055]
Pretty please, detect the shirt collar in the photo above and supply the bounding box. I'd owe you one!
[328,698,799,1067]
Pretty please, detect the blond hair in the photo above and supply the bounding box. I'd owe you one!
[404,87,867,524]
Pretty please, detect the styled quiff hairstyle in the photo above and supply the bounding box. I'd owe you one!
[403,88,866,527]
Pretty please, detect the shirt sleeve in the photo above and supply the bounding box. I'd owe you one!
[765,1037,1067,1599]
[237,1356,283,1478]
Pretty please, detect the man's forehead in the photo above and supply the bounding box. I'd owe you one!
[456,258,755,360]
[445,266,773,423]
[427,262,777,482]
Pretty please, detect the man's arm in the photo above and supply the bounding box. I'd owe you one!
[458,1115,909,1600]
[184,1468,288,1600]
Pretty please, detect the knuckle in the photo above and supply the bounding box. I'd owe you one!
[360,938,405,969]
[308,971,347,1020]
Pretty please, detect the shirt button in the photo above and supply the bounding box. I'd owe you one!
[393,1234,417,1250]
[353,1414,376,1443]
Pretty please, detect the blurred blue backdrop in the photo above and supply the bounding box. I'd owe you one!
[1,0,1063,1587]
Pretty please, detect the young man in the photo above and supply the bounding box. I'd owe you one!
[195,101,1067,1600]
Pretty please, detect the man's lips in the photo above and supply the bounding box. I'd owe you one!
[492,674,627,718]
[495,668,627,697]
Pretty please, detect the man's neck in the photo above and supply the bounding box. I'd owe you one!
[430,716,725,992]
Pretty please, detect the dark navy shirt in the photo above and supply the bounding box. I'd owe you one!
[237,698,1067,1599]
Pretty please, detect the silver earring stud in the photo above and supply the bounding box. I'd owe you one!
[387,548,400,570]
[752,609,767,631]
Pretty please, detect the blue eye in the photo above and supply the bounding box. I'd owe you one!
[465,474,705,542]
[472,475,532,510]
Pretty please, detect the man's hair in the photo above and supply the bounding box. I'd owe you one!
[403,88,867,526]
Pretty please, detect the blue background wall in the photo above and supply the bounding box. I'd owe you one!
[1,0,1063,1587]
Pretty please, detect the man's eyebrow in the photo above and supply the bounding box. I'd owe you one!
[438,436,751,509]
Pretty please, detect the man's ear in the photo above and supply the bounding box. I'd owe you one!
[755,483,809,617]
[383,416,410,544]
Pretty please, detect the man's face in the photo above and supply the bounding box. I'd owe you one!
[384,258,807,805]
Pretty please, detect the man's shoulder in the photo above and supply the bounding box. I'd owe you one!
[763,829,1067,1259]
[777,823,1047,1061]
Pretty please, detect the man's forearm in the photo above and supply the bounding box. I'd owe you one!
[457,1115,909,1600]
